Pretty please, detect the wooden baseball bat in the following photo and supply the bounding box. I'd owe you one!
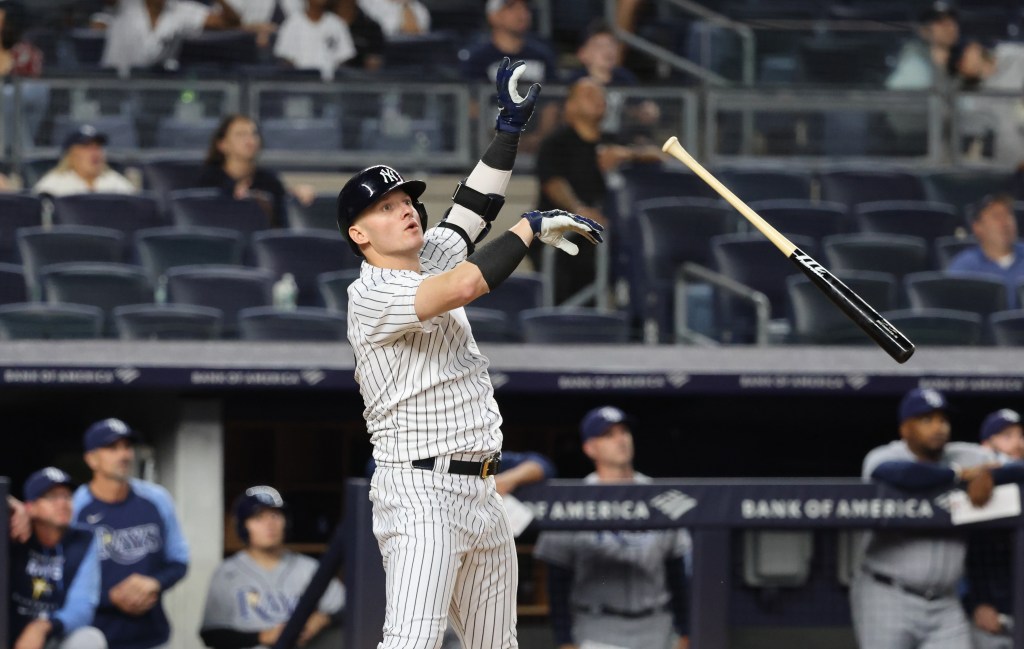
[661,136,915,363]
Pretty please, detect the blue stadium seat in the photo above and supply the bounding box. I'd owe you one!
[0,263,27,306]
[882,308,983,346]
[261,118,342,152]
[113,304,223,341]
[134,226,244,284]
[69,28,105,67]
[904,272,1008,317]
[155,118,220,150]
[288,194,341,231]
[168,189,272,238]
[920,169,1015,219]
[52,193,166,251]
[51,115,138,149]
[747,200,849,245]
[359,118,443,152]
[854,201,960,247]
[817,169,927,209]
[141,159,204,205]
[317,269,360,313]
[464,307,511,343]
[935,236,978,269]
[823,234,930,286]
[166,265,274,337]
[253,230,354,306]
[41,262,153,336]
[787,270,897,344]
[0,194,42,263]
[519,307,631,344]
[470,273,544,335]
[17,225,124,301]
[238,306,347,342]
[0,303,103,340]
[178,30,259,68]
[718,169,813,202]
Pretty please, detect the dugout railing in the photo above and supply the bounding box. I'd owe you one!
[341,478,1024,649]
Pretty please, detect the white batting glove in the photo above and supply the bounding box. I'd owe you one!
[521,209,605,256]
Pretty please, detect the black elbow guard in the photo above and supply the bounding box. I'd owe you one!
[452,180,505,243]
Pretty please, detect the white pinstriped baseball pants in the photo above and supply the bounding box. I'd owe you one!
[371,463,519,649]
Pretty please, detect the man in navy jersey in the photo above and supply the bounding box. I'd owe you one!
[71,418,190,649]
[10,467,105,649]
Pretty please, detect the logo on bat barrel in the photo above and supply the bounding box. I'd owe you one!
[793,251,829,280]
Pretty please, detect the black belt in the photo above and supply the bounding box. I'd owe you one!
[412,453,501,478]
[864,569,953,602]
[575,604,669,619]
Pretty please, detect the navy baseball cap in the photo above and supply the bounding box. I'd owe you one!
[980,409,1022,441]
[62,124,108,152]
[919,1,957,24]
[580,406,632,442]
[83,418,139,452]
[23,467,74,502]
[899,388,949,422]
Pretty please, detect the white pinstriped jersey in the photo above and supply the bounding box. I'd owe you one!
[347,226,503,464]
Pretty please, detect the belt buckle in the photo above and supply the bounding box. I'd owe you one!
[480,453,501,478]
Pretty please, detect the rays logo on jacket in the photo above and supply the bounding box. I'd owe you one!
[95,523,163,565]
[236,588,300,623]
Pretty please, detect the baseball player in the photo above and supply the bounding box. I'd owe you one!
[71,418,190,649]
[534,406,690,649]
[963,409,1024,649]
[200,486,344,649]
[9,468,105,649]
[849,388,1024,649]
[338,56,603,649]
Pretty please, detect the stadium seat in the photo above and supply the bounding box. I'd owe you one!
[141,159,204,205]
[787,270,897,344]
[464,307,511,343]
[742,531,814,587]
[747,200,849,245]
[317,269,359,313]
[238,306,347,342]
[155,117,221,150]
[168,189,272,237]
[904,272,1008,317]
[69,28,105,67]
[519,307,631,344]
[17,225,124,301]
[252,230,353,306]
[134,227,245,284]
[823,234,930,286]
[0,303,103,340]
[359,118,443,152]
[166,265,274,337]
[52,194,166,249]
[261,118,342,152]
[178,30,259,67]
[882,308,983,346]
[288,194,341,232]
[381,32,458,71]
[470,273,544,327]
[51,115,138,149]
[0,263,27,305]
[921,168,1015,218]
[817,169,927,209]
[113,304,223,341]
[42,262,154,336]
[717,169,813,202]
[0,194,42,263]
[18,158,60,189]
[854,201,961,247]
[935,236,978,269]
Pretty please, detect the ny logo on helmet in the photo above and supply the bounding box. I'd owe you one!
[379,166,401,184]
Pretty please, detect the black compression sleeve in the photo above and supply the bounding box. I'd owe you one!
[466,231,528,290]
[480,131,520,171]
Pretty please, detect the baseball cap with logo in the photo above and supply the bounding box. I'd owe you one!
[62,124,108,152]
[83,417,139,452]
[919,1,957,24]
[23,467,74,502]
[980,408,1022,441]
[580,406,632,442]
[898,388,949,422]
[486,0,528,14]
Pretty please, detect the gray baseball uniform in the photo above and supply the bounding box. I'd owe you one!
[534,473,690,649]
[851,440,993,649]
[201,550,344,649]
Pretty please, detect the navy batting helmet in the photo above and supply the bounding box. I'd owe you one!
[336,165,428,256]
[233,485,287,544]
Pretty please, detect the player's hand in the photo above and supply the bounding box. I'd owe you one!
[495,57,541,133]
[522,209,604,256]
[258,624,285,647]
[8,496,30,543]
[298,611,331,646]
[966,468,995,507]
[675,636,691,649]
[13,619,50,649]
[973,603,1004,634]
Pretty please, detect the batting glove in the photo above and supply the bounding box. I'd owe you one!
[495,57,541,133]
[522,209,604,256]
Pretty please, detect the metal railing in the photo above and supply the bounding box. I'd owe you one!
[673,261,770,346]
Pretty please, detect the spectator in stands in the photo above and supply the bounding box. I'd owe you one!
[334,0,385,71]
[947,194,1024,308]
[534,406,690,649]
[71,418,190,649]
[357,0,429,39]
[0,0,42,77]
[0,172,11,190]
[535,77,659,302]
[10,467,105,649]
[949,40,1024,166]
[100,0,241,77]
[199,114,316,227]
[222,0,303,50]
[34,125,137,197]
[274,0,356,80]
[200,485,343,649]
[963,408,1023,649]
[459,0,557,84]
[886,1,959,91]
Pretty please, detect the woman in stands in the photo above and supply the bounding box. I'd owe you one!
[198,114,315,227]
[34,125,137,196]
